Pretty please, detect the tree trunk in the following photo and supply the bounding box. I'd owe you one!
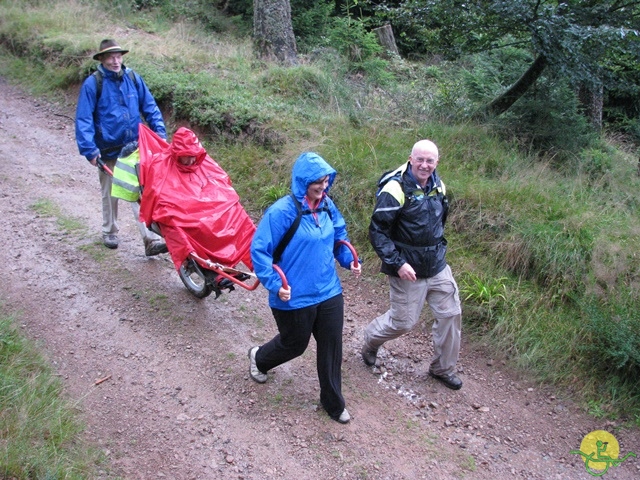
[253,0,298,66]
[485,55,547,116]
[577,82,603,131]
[373,24,399,56]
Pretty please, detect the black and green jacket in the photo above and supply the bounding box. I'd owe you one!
[369,162,449,278]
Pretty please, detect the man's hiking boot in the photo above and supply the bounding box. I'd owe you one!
[361,345,378,366]
[429,370,463,390]
[103,234,119,249]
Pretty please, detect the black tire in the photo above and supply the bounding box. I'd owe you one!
[178,259,213,299]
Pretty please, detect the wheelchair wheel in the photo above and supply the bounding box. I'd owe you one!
[179,259,213,299]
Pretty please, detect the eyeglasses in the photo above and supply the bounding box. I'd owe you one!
[412,156,438,165]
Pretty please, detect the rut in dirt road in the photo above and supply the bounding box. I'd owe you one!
[1,77,638,479]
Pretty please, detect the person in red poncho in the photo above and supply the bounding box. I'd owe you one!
[138,127,255,272]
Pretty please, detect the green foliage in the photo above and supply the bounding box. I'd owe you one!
[495,76,596,156]
[461,273,507,308]
[163,0,250,35]
[326,16,393,85]
[459,272,508,328]
[579,293,640,379]
[258,184,289,211]
[605,108,640,145]
[136,68,286,146]
[376,0,640,144]
[463,46,534,104]
[496,216,593,299]
[430,73,472,121]
[131,0,206,21]
[379,0,640,82]
[0,310,100,478]
[327,16,382,62]
[291,0,336,53]
[358,57,395,86]
[574,148,613,179]
[461,48,597,154]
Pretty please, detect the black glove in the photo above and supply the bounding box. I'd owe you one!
[119,141,139,158]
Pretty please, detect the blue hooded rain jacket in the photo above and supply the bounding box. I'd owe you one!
[251,152,356,310]
[75,64,166,161]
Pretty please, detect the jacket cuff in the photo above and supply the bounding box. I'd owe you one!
[86,149,100,161]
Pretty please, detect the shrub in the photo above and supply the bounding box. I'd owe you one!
[579,293,640,387]
[461,49,597,156]
[326,16,392,85]
[291,0,335,53]
[576,148,613,178]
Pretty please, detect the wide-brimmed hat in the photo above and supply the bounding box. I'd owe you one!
[92,39,129,60]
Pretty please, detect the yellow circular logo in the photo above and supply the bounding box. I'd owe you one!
[571,429,636,476]
[579,430,620,471]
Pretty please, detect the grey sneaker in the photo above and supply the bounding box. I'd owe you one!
[103,234,119,249]
[335,409,351,424]
[248,346,267,383]
[361,345,378,366]
[145,239,168,256]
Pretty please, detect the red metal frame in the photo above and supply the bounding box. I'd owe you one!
[188,253,262,291]
[188,240,358,292]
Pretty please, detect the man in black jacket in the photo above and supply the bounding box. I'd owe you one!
[361,139,463,390]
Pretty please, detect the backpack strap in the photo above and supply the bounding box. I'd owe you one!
[92,69,139,102]
[273,194,302,264]
[376,163,408,197]
[272,193,333,264]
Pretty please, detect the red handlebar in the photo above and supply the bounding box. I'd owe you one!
[272,264,288,289]
[336,240,359,268]
[96,157,114,176]
[272,240,358,293]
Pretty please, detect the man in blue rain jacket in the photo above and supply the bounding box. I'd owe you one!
[75,38,166,254]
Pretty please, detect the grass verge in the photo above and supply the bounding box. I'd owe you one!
[0,305,103,478]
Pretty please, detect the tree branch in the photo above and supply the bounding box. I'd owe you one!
[484,54,548,117]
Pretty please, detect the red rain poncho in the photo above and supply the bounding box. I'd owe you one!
[138,124,255,271]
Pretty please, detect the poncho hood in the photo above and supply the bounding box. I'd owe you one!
[170,127,207,171]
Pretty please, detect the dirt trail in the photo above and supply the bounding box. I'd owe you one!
[1,77,638,479]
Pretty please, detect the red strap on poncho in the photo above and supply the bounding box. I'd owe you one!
[138,124,255,271]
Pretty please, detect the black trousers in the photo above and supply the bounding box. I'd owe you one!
[255,293,345,419]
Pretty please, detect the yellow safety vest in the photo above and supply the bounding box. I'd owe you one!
[111,150,141,202]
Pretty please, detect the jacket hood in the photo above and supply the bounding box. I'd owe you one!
[291,152,336,200]
[170,127,207,170]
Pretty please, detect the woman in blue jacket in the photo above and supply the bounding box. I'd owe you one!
[249,152,361,424]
